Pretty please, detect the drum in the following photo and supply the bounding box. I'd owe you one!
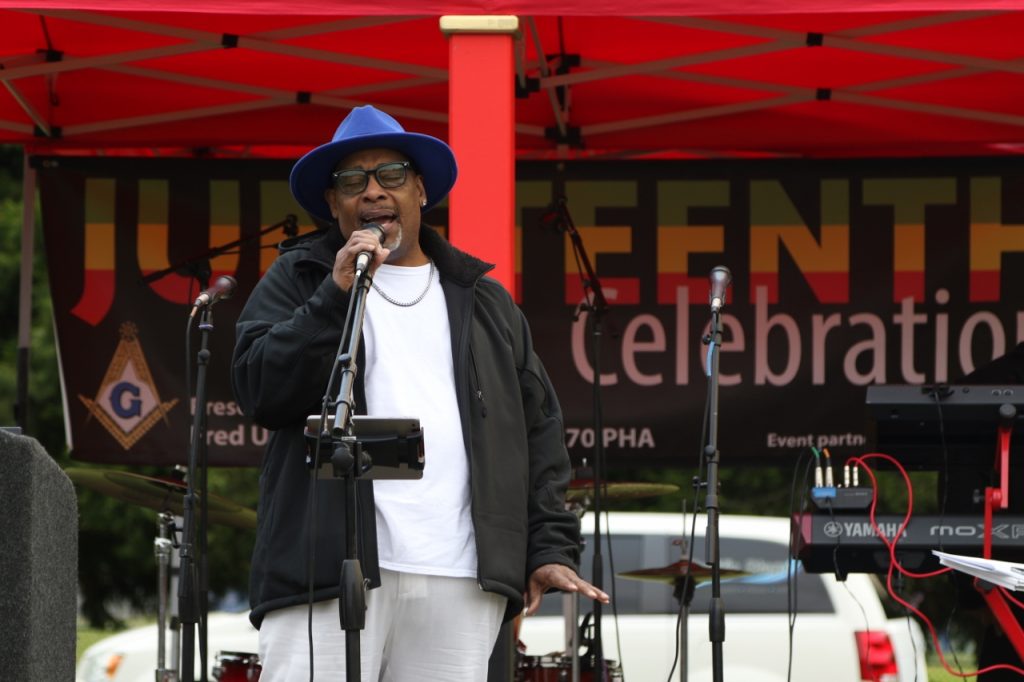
[515,653,623,681]
[212,651,262,682]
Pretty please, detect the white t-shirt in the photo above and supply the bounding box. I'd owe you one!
[361,262,477,578]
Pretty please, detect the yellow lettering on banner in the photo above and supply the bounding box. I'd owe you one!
[137,179,171,273]
[656,179,728,280]
[565,226,633,272]
[969,177,1024,302]
[71,178,117,325]
[562,180,637,272]
[136,179,198,303]
[209,180,241,274]
[863,178,955,303]
[749,180,849,303]
[657,226,723,273]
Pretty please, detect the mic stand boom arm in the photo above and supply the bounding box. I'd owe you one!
[553,197,609,680]
[140,214,300,287]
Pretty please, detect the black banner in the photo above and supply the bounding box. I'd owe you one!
[38,156,1024,468]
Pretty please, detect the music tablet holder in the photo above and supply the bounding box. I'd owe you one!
[305,257,424,681]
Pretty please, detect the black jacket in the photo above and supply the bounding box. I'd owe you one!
[232,225,581,627]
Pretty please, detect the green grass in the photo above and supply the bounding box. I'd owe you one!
[927,652,977,681]
[76,619,153,663]
[77,625,109,662]
[928,667,976,681]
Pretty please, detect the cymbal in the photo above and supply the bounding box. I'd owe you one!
[566,480,679,503]
[618,559,748,585]
[65,468,256,530]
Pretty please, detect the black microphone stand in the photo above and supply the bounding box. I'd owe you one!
[334,267,372,682]
[303,240,425,681]
[310,264,375,681]
[180,300,215,682]
[702,304,726,682]
[143,214,298,681]
[549,197,610,680]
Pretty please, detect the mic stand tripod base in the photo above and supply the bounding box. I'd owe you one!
[562,591,580,682]
[332,441,367,634]
[673,577,697,682]
[340,559,366,631]
[331,439,368,682]
[154,512,180,682]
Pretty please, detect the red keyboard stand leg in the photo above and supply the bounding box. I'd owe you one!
[975,579,1024,662]
[975,422,1024,663]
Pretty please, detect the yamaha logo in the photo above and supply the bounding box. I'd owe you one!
[823,521,843,538]
[78,322,179,450]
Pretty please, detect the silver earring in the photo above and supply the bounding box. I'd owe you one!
[421,200,427,207]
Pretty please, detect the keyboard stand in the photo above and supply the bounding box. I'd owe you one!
[977,409,1024,663]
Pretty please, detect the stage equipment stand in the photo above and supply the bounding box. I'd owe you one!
[675,573,696,682]
[976,404,1024,660]
[323,255,375,682]
[155,511,178,682]
[546,197,610,681]
[701,266,732,682]
[179,295,227,682]
[304,253,425,681]
[142,214,298,682]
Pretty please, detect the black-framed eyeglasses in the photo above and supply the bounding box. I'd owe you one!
[330,161,412,195]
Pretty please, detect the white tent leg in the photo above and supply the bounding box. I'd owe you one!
[16,151,36,432]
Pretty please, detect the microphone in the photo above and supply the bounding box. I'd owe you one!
[190,275,237,317]
[354,223,385,279]
[708,266,732,313]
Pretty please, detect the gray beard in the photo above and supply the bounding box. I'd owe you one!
[384,229,402,258]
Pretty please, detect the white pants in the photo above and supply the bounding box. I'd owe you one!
[258,569,507,681]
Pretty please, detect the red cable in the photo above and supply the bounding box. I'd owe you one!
[844,453,1024,678]
[846,453,949,580]
[1001,586,1024,611]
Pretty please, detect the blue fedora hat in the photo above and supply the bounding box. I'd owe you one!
[290,105,458,222]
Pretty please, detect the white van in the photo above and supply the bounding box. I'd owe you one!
[518,512,927,682]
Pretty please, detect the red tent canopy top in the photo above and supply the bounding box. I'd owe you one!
[3,2,1024,159]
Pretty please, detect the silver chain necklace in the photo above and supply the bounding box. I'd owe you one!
[371,260,435,307]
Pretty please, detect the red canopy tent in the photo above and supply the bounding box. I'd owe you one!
[4,4,1024,159]
[5,3,1024,266]
[4,1,1024,426]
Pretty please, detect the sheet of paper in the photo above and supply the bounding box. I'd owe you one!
[933,550,1024,591]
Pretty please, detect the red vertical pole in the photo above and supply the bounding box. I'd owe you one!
[442,16,518,293]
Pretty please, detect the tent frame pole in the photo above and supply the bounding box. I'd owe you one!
[16,151,36,431]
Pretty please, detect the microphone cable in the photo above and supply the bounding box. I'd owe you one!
[664,365,711,682]
[785,447,815,682]
[927,385,965,678]
[597,506,626,677]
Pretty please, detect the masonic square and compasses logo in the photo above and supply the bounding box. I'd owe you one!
[79,321,179,449]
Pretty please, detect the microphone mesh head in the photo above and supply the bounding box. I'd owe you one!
[216,275,238,300]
